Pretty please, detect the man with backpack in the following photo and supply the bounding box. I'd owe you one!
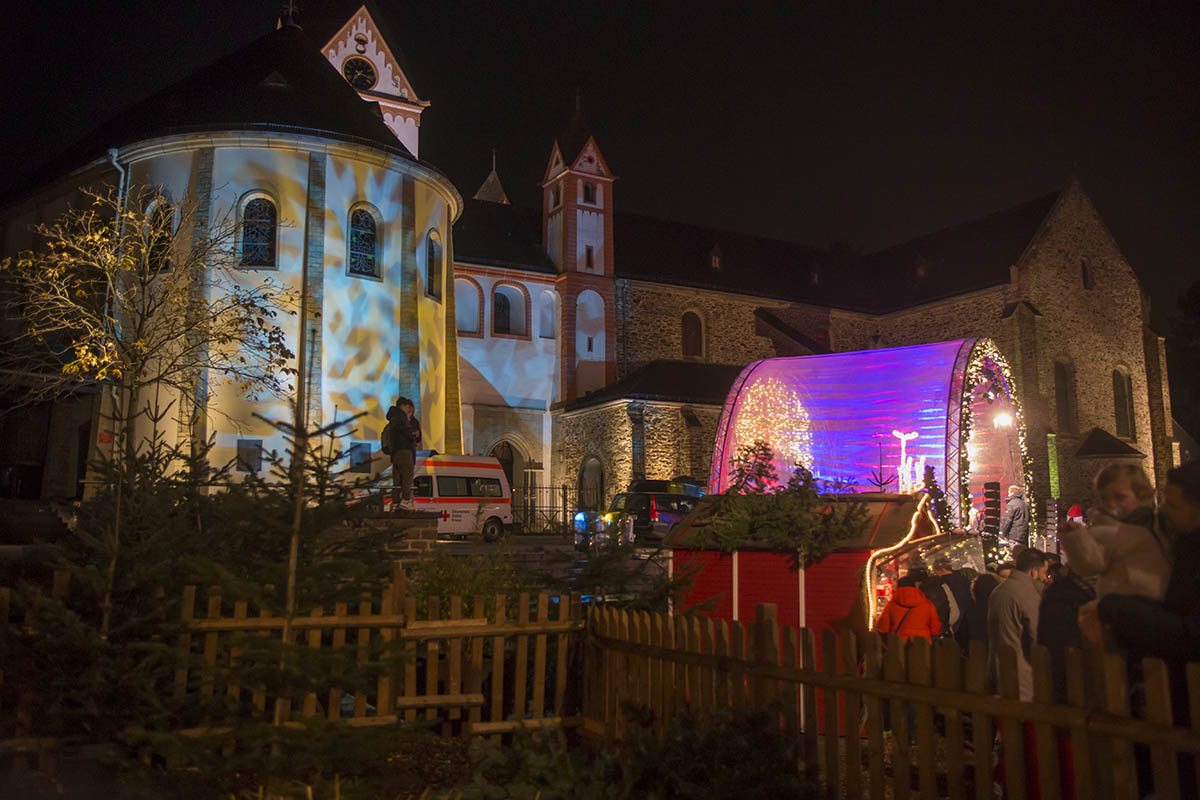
[382,397,421,511]
[924,556,973,648]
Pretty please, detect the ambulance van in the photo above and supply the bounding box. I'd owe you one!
[409,455,513,541]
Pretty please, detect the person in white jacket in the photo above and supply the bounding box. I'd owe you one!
[1060,463,1172,640]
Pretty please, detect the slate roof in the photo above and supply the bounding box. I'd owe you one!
[3,22,416,206]
[565,360,745,411]
[473,169,510,204]
[453,199,555,272]
[1075,427,1147,459]
[106,23,414,157]
[613,213,828,302]
[860,193,1059,313]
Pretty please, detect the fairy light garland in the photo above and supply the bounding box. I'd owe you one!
[731,376,813,484]
[959,340,1036,539]
[864,491,943,629]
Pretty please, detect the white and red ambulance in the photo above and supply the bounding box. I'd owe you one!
[408,454,513,541]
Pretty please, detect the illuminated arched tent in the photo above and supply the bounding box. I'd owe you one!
[708,338,1032,528]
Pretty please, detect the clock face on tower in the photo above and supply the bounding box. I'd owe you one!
[342,57,377,90]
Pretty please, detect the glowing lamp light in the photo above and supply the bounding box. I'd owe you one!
[993,412,1013,429]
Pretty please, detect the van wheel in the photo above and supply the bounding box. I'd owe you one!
[481,517,504,543]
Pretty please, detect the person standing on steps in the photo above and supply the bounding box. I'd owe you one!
[386,397,421,511]
[1000,484,1031,546]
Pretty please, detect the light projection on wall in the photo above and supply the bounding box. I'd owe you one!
[708,338,1031,530]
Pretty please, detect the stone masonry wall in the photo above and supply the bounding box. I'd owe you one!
[1015,182,1156,508]
[615,280,778,376]
[551,403,632,508]
[642,403,723,483]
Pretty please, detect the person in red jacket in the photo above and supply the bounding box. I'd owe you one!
[875,585,942,641]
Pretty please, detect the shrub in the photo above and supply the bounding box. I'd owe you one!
[458,706,821,799]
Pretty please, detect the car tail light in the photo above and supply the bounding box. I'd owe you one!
[650,495,659,522]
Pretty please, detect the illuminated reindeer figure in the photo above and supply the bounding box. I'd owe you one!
[891,429,921,492]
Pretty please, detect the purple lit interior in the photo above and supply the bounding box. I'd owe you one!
[708,339,1021,516]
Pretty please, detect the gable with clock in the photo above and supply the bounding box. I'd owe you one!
[324,4,429,158]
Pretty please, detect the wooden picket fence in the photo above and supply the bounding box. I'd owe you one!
[584,602,1200,800]
[0,570,586,745]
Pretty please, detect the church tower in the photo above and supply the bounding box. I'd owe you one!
[542,104,617,403]
[323,4,429,157]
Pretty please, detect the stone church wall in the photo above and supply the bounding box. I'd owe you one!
[551,403,632,508]
[615,280,776,376]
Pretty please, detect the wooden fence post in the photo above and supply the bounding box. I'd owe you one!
[883,635,910,800]
[1030,644,1061,800]
[862,633,886,800]
[906,637,935,799]
[553,594,569,718]
[470,595,486,734]
[800,627,819,782]
[964,640,991,800]
[175,585,196,699]
[841,629,862,800]
[1101,650,1138,799]
[1063,647,1093,799]
[997,645,1027,800]
[753,604,778,711]
[490,594,505,741]
[328,601,347,721]
[933,638,965,800]
[1143,656,1181,800]
[426,595,441,723]
[822,628,840,799]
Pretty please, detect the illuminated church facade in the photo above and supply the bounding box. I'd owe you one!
[0,5,1177,529]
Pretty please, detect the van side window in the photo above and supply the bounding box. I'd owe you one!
[413,475,433,498]
[471,477,503,497]
[437,476,470,497]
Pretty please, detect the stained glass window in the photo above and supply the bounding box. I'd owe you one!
[425,231,442,300]
[240,198,277,267]
[348,208,378,277]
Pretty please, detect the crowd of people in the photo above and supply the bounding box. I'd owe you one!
[873,462,1200,799]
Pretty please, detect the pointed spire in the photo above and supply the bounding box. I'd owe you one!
[473,149,510,205]
[280,0,301,29]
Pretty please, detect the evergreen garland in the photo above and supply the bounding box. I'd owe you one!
[922,464,953,532]
[695,441,868,568]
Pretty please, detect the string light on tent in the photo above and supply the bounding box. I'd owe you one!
[993,411,1013,428]
[732,376,813,478]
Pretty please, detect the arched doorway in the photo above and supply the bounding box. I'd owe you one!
[578,456,605,511]
[488,440,527,492]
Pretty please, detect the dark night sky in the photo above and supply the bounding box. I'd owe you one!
[3,1,1197,328]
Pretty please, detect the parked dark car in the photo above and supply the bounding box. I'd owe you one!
[573,484,702,549]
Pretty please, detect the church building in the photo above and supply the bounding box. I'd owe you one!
[0,4,1177,532]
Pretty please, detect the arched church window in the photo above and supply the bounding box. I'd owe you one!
[455,278,482,334]
[347,206,380,278]
[493,292,511,335]
[425,229,443,300]
[240,196,277,267]
[682,311,704,358]
[583,182,596,204]
[1113,368,1136,439]
[492,284,528,336]
[538,291,556,339]
[1054,360,1076,433]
